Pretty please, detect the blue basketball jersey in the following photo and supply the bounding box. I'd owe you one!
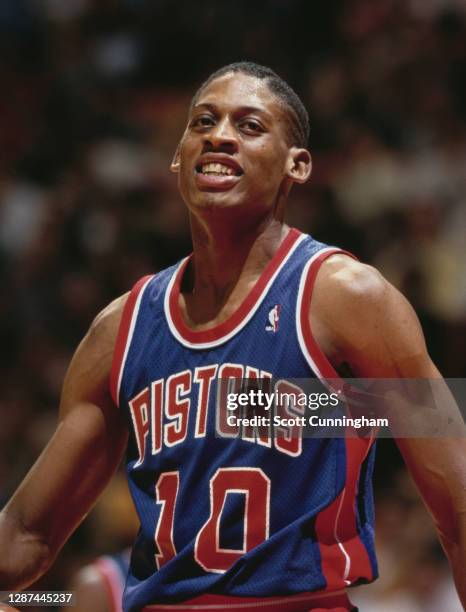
[110,228,377,612]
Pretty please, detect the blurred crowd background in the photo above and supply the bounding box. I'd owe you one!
[0,0,465,610]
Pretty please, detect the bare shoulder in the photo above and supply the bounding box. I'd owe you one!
[59,293,129,414]
[312,254,399,339]
[86,292,129,348]
[314,254,388,303]
[311,254,433,377]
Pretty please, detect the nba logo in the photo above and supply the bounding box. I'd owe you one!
[266,304,281,332]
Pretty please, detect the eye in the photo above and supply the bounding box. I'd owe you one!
[239,119,264,134]
[190,115,215,129]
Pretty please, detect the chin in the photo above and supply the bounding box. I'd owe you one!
[189,191,246,212]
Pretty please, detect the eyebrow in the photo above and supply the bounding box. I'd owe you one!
[192,102,270,117]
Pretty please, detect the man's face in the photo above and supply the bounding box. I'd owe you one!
[173,72,296,217]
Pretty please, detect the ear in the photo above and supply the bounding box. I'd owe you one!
[285,148,312,184]
[170,144,181,173]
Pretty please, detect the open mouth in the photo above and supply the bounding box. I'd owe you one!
[196,162,243,177]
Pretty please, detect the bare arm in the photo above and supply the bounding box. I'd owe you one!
[312,255,466,607]
[0,295,129,590]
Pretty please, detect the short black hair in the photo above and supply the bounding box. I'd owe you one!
[191,61,310,148]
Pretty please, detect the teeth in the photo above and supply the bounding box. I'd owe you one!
[201,163,235,176]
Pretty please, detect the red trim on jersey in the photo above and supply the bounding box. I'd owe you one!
[314,437,374,590]
[167,228,302,345]
[109,275,153,406]
[299,248,374,589]
[299,249,355,380]
[94,557,124,612]
[142,589,355,611]
[340,437,375,583]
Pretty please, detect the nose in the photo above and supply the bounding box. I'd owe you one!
[204,117,238,152]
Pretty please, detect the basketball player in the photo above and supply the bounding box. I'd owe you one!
[0,63,465,612]
[65,550,130,612]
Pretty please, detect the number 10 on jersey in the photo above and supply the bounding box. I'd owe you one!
[155,467,270,573]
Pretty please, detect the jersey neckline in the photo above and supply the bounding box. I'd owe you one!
[164,227,304,349]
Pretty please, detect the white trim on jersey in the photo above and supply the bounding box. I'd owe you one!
[295,246,342,379]
[115,276,153,403]
[163,234,307,349]
[295,246,353,585]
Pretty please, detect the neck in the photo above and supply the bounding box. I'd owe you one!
[182,213,289,325]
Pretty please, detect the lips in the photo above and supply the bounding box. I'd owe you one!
[195,155,243,191]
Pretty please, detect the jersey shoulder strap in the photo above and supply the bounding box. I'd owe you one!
[109,275,154,406]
